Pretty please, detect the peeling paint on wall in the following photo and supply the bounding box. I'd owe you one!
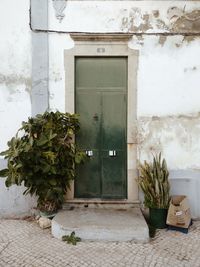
[152,10,159,19]
[1,0,200,216]
[167,6,184,23]
[132,13,153,32]
[172,10,200,33]
[158,35,167,46]
[137,114,200,169]
[120,5,200,34]
[183,35,197,43]
[121,8,155,32]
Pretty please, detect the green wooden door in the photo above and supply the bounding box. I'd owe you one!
[75,57,127,199]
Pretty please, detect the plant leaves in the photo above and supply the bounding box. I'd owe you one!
[0,169,9,177]
[138,153,170,209]
[0,111,86,212]
[49,179,57,186]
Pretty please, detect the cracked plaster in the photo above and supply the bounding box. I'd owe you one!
[120,6,200,34]
[137,114,200,169]
[1,0,200,217]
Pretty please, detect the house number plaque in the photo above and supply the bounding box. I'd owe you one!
[97,48,105,53]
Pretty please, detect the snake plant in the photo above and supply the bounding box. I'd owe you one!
[138,153,170,209]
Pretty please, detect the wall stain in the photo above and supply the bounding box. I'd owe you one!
[175,43,181,48]
[0,74,31,91]
[158,36,167,46]
[120,7,200,35]
[167,7,184,22]
[51,71,62,82]
[137,114,200,162]
[183,35,197,43]
[153,10,159,18]
[172,10,200,33]
[156,19,169,31]
[130,14,153,32]
[136,35,144,46]
[184,66,197,73]
[121,8,154,33]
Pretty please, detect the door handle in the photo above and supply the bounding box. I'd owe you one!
[86,150,93,157]
[109,150,117,157]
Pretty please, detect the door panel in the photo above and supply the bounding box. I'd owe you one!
[75,57,127,199]
[76,92,101,149]
[101,92,126,198]
[75,92,101,197]
[102,92,126,150]
[76,57,127,89]
[101,151,126,198]
[75,150,101,198]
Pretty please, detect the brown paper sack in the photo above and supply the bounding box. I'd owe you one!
[167,195,191,229]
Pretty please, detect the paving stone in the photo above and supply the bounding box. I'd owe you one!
[38,217,51,229]
[0,220,200,266]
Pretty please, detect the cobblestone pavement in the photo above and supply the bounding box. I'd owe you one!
[0,219,200,267]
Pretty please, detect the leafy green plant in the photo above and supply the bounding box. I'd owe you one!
[62,232,81,245]
[0,111,86,212]
[138,153,170,209]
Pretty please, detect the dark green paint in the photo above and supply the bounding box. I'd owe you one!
[75,57,127,199]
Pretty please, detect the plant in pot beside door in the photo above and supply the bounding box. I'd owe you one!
[0,111,86,218]
[138,153,170,229]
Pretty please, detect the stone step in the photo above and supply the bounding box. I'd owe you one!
[52,208,149,242]
[63,199,140,210]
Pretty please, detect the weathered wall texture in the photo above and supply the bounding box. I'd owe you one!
[132,35,200,168]
[46,1,200,217]
[46,1,200,34]
[46,1,200,168]
[0,1,32,152]
[0,0,36,218]
[1,0,200,217]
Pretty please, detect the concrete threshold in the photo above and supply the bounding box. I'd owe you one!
[63,199,140,210]
[52,208,149,242]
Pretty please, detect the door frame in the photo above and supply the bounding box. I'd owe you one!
[64,33,139,202]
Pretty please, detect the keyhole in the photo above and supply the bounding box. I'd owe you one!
[93,114,99,121]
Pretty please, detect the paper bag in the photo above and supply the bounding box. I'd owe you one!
[166,195,191,229]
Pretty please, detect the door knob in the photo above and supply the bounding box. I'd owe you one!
[86,150,93,157]
[109,150,116,157]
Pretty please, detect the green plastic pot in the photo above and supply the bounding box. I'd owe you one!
[149,208,168,229]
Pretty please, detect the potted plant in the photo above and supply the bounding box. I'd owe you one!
[0,111,86,217]
[138,153,170,229]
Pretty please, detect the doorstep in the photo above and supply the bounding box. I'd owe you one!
[63,199,140,210]
[51,208,149,242]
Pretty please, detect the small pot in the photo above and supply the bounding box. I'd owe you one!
[149,208,168,229]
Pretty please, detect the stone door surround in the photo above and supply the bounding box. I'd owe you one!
[64,33,139,202]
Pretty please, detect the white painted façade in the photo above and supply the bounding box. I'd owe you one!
[0,0,200,218]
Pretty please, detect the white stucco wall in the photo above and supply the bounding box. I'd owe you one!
[47,1,200,217]
[0,0,32,152]
[48,1,200,169]
[1,0,200,217]
[0,0,36,218]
